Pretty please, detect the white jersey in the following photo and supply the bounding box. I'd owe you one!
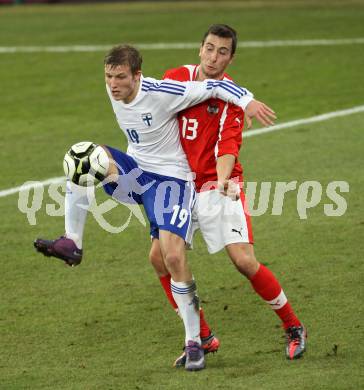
[107,76,253,180]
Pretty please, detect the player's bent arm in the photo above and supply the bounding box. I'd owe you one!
[164,77,277,128]
[158,78,254,114]
[217,154,236,184]
[216,154,241,200]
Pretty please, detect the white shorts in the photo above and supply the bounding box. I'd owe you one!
[187,189,253,254]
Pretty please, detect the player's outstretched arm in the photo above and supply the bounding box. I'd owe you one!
[154,78,254,113]
[245,99,276,129]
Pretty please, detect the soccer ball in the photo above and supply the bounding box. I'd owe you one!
[63,141,109,186]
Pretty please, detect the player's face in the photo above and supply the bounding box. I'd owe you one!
[104,64,141,103]
[198,34,234,80]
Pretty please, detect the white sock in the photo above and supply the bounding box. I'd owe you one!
[171,278,201,345]
[64,180,95,249]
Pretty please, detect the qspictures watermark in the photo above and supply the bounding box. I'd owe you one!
[17,179,350,233]
[243,180,349,219]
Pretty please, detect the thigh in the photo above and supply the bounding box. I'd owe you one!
[142,175,196,242]
[159,230,186,257]
[197,189,254,254]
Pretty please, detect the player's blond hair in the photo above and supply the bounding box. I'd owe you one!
[104,44,143,75]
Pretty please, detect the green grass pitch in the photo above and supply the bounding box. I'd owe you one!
[0,1,363,389]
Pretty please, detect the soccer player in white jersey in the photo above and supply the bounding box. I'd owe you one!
[148,24,307,365]
[34,44,273,371]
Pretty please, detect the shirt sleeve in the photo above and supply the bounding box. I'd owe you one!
[142,78,254,114]
[216,104,244,158]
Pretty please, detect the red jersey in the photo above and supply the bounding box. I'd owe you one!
[163,65,244,192]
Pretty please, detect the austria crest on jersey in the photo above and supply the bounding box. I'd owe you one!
[207,104,219,114]
[142,112,153,127]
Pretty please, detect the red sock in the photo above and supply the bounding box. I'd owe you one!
[199,306,212,339]
[159,274,212,338]
[249,264,301,329]
[159,274,178,309]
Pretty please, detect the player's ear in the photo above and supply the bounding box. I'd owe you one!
[134,70,142,81]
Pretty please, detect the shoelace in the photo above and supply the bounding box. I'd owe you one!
[287,327,302,343]
[187,344,201,361]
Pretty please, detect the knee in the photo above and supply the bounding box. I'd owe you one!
[101,146,117,177]
[164,252,182,271]
[231,250,259,278]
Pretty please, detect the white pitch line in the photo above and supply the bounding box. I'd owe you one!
[244,104,364,138]
[238,37,364,48]
[1,38,364,53]
[0,177,65,198]
[1,104,363,199]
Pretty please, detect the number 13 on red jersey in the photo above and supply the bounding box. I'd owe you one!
[181,116,198,140]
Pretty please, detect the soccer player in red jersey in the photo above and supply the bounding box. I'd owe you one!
[149,24,306,365]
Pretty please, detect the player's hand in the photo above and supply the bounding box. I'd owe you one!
[245,99,276,129]
[218,180,240,201]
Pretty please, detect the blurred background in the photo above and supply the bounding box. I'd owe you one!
[1,1,363,389]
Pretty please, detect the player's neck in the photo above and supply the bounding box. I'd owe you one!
[196,66,224,82]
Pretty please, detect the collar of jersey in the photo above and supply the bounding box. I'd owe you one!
[193,65,231,82]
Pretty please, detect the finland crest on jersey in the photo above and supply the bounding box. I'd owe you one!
[142,112,153,127]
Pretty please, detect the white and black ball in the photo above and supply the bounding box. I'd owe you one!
[63,141,109,186]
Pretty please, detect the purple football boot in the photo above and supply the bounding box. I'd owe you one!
[185,341,205,371]
[34,236,83,267]
[174,332,220,368]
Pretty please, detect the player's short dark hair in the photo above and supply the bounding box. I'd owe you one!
[201,24,237,55]
[104,44,142,75]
